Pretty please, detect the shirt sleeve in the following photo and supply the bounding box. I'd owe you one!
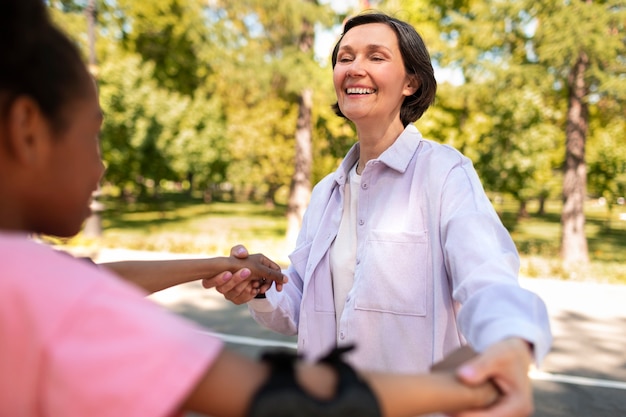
[440,155,552,364]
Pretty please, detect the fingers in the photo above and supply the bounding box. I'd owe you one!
[215,270,258,305]
[222,283,258,305]
[259,254,281,271]
[431,345,478,372]
[457,339,531,385]
[264,268,287,285]
[213,268,251,293]
[246,253,287,285]
[230,244,249,258]
[257,278,269,293]
[453,339,534,417]
[202,271,234,289]
[451,390,532,417]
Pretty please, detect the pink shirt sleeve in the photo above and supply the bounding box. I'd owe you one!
[0,236,223,417]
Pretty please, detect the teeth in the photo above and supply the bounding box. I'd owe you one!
[346,88,375,94]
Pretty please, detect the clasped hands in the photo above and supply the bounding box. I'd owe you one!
[202,244,287,304]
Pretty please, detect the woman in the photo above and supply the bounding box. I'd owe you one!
[0,1,498,416]
[216,11,552,417]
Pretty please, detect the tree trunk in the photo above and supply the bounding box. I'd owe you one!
[286,15,315,245]
[286,88,313,245]
[560,50,590,266]
[83,0,103,238]
[517,199,529,219]
[537,194,546,216]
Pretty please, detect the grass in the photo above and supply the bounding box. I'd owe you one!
[59,194,294,264]
[57,192,626,284]
[493,197,626,284]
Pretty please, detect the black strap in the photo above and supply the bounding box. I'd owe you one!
[248,345,381,417]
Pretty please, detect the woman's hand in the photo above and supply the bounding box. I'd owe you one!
[203,245,287,305]
[451,338,534,417]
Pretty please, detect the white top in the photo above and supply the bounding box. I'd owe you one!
[330,163,360,339]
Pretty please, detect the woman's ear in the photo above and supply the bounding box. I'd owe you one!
[6,96,51,165]
[403,75,420,97]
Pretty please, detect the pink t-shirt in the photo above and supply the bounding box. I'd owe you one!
[0,233,223,417]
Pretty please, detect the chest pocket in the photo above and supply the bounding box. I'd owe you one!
[354,229,429,316]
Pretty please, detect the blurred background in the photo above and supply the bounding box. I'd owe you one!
[45,0,625,282]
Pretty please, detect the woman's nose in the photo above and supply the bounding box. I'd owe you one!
[346,59,365,77]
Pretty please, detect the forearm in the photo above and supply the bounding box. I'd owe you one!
[184,349,496,417]
[102,258,231,294]
[184,350,269,417]
[184,351,335,417]
[364,372,494,417]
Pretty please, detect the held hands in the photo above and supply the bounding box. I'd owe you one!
[449,338,534,417]
[430,346,501,413]
[202,245,287,304]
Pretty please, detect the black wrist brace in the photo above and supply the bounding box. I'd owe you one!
[247,345,381,417]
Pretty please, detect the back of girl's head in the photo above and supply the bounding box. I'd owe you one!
[331,11,437,126]
[0,0,90,132]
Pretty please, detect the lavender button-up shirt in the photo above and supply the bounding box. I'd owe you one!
[250,124,551,374]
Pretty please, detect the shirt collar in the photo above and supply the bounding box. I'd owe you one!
[333,124,423,186]
[379,124,422,173]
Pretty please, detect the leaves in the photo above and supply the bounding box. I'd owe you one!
[47,0,625,216]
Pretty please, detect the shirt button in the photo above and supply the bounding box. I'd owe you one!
[340,332,345,340]
[362,183,368,189]
[359,219,364,226]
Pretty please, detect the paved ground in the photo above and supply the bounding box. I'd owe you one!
[521,279,626,416]
[95,249,626,417]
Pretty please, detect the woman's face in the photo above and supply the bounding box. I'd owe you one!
[333,23,416,125]
[40,81,105,237]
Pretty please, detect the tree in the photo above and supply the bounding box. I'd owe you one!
[286,4,316,245]
[391,0,563,217]
[392,0,626,267]
[532,0,626,266]
[207,0,336,239]
[50,0,234,200]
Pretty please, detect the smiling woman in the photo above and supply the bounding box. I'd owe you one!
[215,11,552,417]
[331,21,423,154]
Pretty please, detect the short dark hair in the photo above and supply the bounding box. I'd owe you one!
[0,0,91,133]
[331,12,437,126]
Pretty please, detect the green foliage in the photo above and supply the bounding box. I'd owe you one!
[47,0,626,228]
[587,115,626,209]
[113,0,213,95]
[96,50,228,195]
[396,0,625,217]
[198,0,343,202]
